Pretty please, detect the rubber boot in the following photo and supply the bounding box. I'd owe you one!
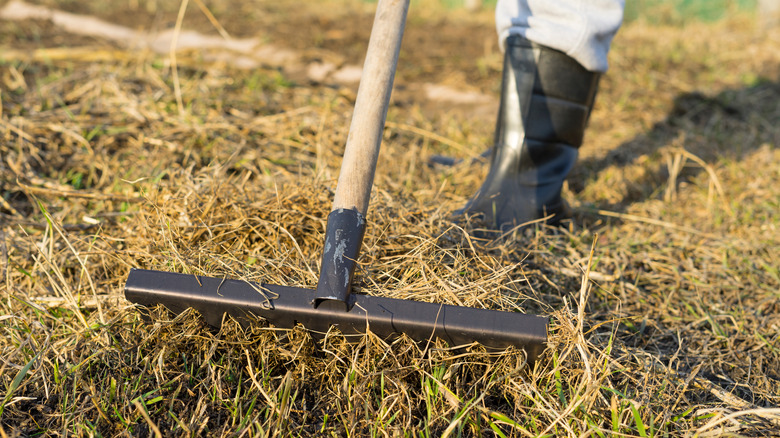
[460,35,600,231]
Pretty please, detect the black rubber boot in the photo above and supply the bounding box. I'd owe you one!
[459,35,600,231]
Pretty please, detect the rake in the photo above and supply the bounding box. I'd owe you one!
[125,0,547,361]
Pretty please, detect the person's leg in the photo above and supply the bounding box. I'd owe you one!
[495,0,624,73]
[460,0,623,231]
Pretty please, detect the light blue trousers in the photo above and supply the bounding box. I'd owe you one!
[495,0,625,72]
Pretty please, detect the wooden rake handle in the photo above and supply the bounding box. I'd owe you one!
[331,0,410,215]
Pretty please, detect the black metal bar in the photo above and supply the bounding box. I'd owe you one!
[125,269,547,361]
[313,208,366,311]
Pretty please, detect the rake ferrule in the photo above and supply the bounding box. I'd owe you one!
[313,208,366,311]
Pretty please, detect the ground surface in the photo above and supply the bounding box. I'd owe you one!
[1,0,779,436]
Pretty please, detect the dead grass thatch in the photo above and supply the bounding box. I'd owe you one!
[1,1,779,436]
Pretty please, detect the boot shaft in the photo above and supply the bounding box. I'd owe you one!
[461,36,601,231]
[496,35,600,151]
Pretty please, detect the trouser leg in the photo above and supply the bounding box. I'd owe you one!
[495,0,625,72]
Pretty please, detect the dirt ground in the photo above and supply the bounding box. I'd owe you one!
[0,0,502,92]
[1,0,779,436]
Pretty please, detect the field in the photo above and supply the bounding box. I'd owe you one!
[1,0,779,436]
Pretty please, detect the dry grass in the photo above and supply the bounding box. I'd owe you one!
[1,1,779,436]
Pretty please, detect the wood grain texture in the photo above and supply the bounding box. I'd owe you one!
[331,0,410,215]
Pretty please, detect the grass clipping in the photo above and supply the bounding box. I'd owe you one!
[1,7,780,437]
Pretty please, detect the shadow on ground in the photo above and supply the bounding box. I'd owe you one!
[571,79,779,215]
